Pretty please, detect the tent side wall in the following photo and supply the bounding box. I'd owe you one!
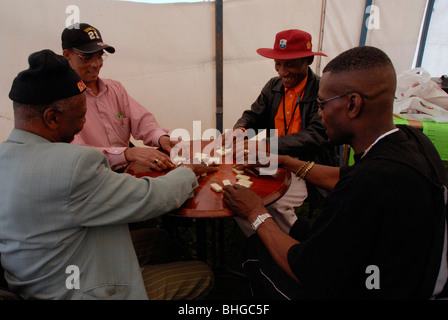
[0,0,426,143]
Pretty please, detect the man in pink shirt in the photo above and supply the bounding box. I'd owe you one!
[62,23,174,172]
[59,24,216,300]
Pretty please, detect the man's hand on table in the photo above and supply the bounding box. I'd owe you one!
[221,128,246,148]
[159,135,178,154]
[169,139,191,160]
[124,146,174,171]
[232,152,291,177]
[223,184,266,222]
[204,128,247,154]
[179,163,219,178]
[232,137,273,165]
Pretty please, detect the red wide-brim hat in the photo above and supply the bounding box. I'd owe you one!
[257,29,327,60]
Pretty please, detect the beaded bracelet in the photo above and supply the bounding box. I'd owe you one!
[298,161,315,180]
[294,161,310,177]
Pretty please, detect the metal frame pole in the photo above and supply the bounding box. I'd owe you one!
[416,0,436,67]
[359,0,374,46]
[215,0,223,133]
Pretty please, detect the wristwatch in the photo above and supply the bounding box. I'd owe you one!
[250,213,272,231]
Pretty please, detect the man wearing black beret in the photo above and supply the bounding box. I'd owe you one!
[0,50,215,300]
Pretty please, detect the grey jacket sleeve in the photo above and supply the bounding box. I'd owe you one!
[68,149,198,226]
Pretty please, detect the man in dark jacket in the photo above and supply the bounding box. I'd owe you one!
[228,29,338,236]
[224,46,448,299]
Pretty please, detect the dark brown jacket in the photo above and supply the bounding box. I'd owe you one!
[233,68,338,167]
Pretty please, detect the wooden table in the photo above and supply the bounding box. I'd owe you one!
[125,140,291,218]
[125,140,291,265]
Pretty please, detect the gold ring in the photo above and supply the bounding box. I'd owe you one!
[244,149,249,155]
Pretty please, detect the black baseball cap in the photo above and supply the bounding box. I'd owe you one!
[61,23,115,54]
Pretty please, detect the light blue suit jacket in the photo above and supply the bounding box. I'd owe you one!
[0,129,198,299]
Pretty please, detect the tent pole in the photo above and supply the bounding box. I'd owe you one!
[316,0,327,75]
[215,0,223,133]
[359,0,373,46]
[416,0,435,68]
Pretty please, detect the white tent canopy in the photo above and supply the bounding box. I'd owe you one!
[1,0,446,143]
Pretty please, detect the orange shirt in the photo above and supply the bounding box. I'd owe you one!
[274,75,308,136]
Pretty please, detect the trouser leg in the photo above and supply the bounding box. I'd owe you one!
[142,260,214,300]
[131,227,214,300]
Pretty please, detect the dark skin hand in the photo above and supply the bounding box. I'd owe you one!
[159,135,177,153]
[223,184,300,282]
[124,147,174,171]
[179,163,219,177]
[124,136,180,172]
[223,184,265,220]
[233,153,340,192]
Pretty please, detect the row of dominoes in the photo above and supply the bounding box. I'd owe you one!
[172,154,221,165]
[216,146,233,156]
[210,168,253,193]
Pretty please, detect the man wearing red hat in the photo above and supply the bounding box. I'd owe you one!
[224,46,448,300]
[230,29,338,236]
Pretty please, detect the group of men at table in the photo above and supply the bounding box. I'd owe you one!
[0,22,447,300]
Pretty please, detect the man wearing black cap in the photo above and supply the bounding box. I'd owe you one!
[0,49,215,300]
[61,23,175,172]
[224,29,338,237]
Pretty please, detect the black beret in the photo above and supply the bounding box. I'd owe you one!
[9,49,86,105]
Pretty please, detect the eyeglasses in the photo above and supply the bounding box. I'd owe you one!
[316,91,367,110]
[72,50,107,63]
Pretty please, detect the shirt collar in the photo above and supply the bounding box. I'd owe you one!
[284,73,308,96]
[7,129,52,144]
[85,78,107,97]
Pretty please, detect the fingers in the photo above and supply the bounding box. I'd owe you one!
[205,165,219,174]
[146,150,174,171]
[223,184,262,218]
[170,140,191,159]
[223,184,244,196]
[232,164,259,178]
[223,185,237,205]
[152,157,174,171]
[223,184,235,195]
[243,167,260,177]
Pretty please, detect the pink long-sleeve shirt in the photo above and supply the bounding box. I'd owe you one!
[72,78,169,170]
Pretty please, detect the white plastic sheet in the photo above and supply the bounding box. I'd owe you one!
[394,67,448,122]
